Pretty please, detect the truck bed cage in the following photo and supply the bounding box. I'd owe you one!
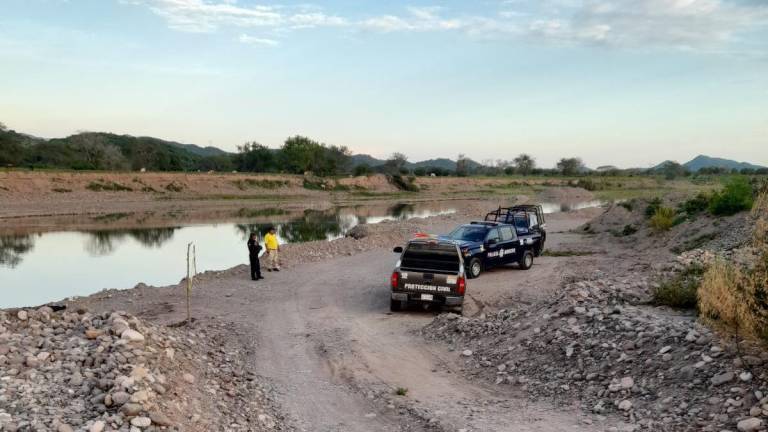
[484,205,546,227]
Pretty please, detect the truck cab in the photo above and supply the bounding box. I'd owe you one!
[441,221,535,279]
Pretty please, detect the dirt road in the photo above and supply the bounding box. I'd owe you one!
[68,207,631,431]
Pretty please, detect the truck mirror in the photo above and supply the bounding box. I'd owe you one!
[486,239,498,246]
[393,246,403,253]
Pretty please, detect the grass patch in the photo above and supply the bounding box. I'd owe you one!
[86,180,133,192]
[653,264,706,309]
[232,179,290,190]
[52,188,72,193]
[542,249,596,257]
[91,212,133,222]
[649,207,676,232]
[395,387,409,396]
[235,208,289,218]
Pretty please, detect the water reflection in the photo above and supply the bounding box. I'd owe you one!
[0,235,35,269]
[85,228,178,256]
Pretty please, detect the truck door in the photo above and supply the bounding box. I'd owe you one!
[484,228,503,268]
[498,226,520,264]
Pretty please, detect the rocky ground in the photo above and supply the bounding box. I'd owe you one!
[422,201,767,432]
[0,307,284,432]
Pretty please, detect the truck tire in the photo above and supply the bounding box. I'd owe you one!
[390,299,403,312]
[518,250,534,270]
[467,258,482,279]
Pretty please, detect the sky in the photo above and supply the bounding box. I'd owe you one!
[0,0,767,168]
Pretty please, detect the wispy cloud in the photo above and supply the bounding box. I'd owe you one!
[238,33,278,46]
[122,0,768,52]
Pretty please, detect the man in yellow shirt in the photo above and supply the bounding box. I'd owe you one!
[264,226,280,271]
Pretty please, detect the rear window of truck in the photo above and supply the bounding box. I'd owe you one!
[401,243,460,273]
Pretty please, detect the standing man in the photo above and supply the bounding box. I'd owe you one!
[264,226,280,272]
[247,233,263,281]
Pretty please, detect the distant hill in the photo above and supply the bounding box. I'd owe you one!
[351,154,483,172]
[683,155,765,172]
[166,141,230,157]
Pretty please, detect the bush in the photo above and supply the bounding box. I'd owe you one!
[388,174,419,192]
[86,180,132,192]
[644,197,663,218]
[679,192,710,215]
[621,224,637,236]
[698,192,768,340]
[653,264,705,309]
[649,207,676,232]
[708,177,754,216]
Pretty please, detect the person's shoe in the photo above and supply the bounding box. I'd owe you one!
[251,278,257,281]
[274,268,280,272]
[257,276,265,280]
[267,269,272,272]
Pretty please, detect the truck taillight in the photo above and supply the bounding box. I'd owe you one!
[457,276,466,295]
[391,271,400,289]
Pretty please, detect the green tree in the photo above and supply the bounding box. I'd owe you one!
[384,153,408,174]
[456,154,470,177]
[235,142,275,172]
[557,157,585,176]
[513,154,536,175]
[658,161,689,180]
[280,136,350,176]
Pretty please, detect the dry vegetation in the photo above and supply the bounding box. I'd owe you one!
[698,191,768,341]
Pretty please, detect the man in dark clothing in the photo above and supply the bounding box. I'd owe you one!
[247,233,264,281]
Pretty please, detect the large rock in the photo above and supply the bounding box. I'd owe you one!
[121,329,145,343]
[345,224,369,240]
[737,417,763,432]
[711,372,735,386]
[130,417,152,428]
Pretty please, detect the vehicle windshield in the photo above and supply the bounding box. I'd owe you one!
[448,226,487,242]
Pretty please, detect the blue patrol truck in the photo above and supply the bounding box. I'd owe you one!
[441,205,547,279]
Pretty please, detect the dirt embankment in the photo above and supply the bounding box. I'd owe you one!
[0,170,595,220]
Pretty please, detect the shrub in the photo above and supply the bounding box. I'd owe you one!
[644,197,663,218]
[698,192,768,340]
[679,192,710,215]
[621,224,638,236]
[653,264,705,309]
[164,182,184,192]
[708,177,754,216]
[395,387,408,396]
[649,207,676,232]
[86,180,132,192]
[388,174,419,192]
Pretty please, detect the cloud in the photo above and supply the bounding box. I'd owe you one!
[238,33,278,46]
[122,0,768,52]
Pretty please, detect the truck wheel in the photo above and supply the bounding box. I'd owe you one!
[390,299,403,312]
[467,258,482,279]
[518,251,534,270]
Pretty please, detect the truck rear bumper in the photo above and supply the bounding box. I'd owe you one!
[391,292,463,306]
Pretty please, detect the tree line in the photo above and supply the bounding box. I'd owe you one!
[2,121,764,178]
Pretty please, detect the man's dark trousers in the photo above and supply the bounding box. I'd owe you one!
[250,255,262,280]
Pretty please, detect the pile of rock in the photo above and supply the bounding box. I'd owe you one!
[424,273,768,432]
[0,307,283,431]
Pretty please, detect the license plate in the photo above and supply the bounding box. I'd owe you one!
[420,294,434,301]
